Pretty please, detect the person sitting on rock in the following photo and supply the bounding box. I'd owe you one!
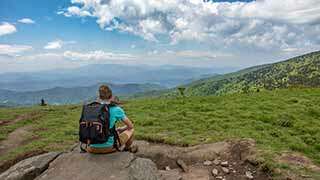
[86,84,135,154]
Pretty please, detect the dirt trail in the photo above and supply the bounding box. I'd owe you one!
[0,113,39,127]
[0,113,41,173]
[0,126,34,156]
[0,112,41,156]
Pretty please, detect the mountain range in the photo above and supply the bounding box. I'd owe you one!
[0,64,226,92]
[0,83,163,106]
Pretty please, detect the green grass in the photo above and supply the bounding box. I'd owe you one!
[0,105,80,163]
[128,88,320,164]
[0,88,319,176]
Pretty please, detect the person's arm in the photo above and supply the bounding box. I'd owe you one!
[117,117,134,133]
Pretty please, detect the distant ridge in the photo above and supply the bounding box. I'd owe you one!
[0,83,164,106]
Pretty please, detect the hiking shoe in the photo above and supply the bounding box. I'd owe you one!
[124,145,138,153]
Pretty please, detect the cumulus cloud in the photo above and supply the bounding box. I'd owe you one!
[0,44,32,56]
[44,40,76,50]
[61,0,320,52]
[0,22,17,36]
[63,6,92,17]
[18,18,35,24]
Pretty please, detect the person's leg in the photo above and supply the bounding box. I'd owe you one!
[118,128,134,150]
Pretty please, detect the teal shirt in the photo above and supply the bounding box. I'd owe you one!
[89,105,126,148]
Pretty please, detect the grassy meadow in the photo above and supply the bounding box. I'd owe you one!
[0,88,320,176]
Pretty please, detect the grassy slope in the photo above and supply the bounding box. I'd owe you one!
[0,88,319,176]
[166,51,320,96]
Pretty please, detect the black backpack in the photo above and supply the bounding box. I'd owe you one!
[79,101,120,152]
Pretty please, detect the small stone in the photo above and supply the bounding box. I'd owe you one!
[216,176,223,179]
[203,160,212,166]
[221,167,229,174]
[245,171,254,179]
[220,161,228,167]
[165,166,171,171]
[213,159,221,165]
[233,170,236,173]
[129,145,139,153]
[176,159,188,172]
[211,168,218,176]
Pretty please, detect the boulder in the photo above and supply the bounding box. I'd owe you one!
[129,158,159,180]
[35,148,159,180]
[0,152,60,180]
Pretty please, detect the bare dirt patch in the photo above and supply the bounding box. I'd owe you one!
[279,153,320,172]
[0,126,37,156]
[133,139,272,180]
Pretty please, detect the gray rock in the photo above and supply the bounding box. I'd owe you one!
[213,159,220,165]
[211,168,218,176]
[36,150,136,180]
[245,171,254,179]
[0,152,60,180]
[221,167,229,174]
[176,159,188,172]
[129,158,159,180]
[220,161,228,167]
[203,160,212,166]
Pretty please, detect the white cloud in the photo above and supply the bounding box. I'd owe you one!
[44,40,63,49]
[61,0,320,52]
[63,50,136,61]
[0,44,32,56]
[44,40,76,50]
[0,22,17,36]
[63,6,92,17]
[18,18,35,24]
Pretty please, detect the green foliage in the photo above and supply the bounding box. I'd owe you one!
[165,51,320,97]
[177,87,186,97]
[0,88,319,174]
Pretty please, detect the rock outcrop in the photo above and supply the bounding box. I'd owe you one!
[0,139,272,180]
[0,152,60,180]
[35,150,159,180]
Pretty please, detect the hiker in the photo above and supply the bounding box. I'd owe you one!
[79,84,134,154]
[40,98,47,106]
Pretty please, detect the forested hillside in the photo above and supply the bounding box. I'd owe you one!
[170,51,320,96]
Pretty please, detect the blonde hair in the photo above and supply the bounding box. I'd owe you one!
[98,85,112,100]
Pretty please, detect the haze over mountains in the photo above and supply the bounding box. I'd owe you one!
[0,64,226,92]
[0,83,163,106]
[0,64,226,106]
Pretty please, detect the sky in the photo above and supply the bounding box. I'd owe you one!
[0,0,320,73]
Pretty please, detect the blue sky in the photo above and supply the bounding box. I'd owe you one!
[0,0,319,73]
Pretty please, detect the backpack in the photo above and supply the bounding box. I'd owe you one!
[79,101,120,152]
